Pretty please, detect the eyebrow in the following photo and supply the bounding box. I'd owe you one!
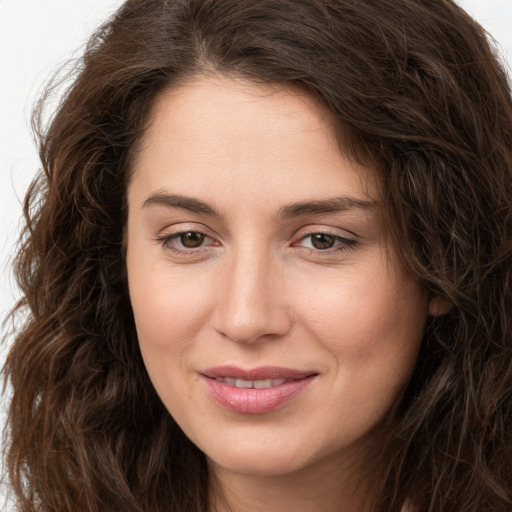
[277,196,379,219]
[141,192,378,219]
[142,193,221,217]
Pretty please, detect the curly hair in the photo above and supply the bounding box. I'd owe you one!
[4,0,512,511]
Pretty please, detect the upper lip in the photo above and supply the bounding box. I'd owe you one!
[201,365,317,381]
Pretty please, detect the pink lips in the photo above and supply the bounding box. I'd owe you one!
[201,366,317,414]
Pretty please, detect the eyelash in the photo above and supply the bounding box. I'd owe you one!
[155,231,218,256]
[294,232,356,255]
[155,229,357,257]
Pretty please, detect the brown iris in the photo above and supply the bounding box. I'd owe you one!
[180,232,205,248]
[310,233,336,250]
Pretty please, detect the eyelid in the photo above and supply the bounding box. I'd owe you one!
[292,224,358,242]
[157,222,217,238]
[155,223,221,253]
[294,233,355,249]
[290,225,358,256]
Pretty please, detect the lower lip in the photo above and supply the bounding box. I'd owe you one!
[203,376,315,414]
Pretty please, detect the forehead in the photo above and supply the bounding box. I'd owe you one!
[129,75,380,208]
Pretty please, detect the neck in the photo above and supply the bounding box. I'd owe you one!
[208,453,376,512]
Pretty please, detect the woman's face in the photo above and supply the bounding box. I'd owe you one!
[126,76,430,478]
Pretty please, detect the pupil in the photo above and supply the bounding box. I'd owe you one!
[180,232,205,248]
[311,234,335,250]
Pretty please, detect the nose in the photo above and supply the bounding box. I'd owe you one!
[212,248,292,344]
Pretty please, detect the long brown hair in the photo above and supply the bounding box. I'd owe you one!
[4,1,512,510]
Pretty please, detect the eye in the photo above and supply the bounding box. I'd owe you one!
[156,229,219,255]
[294,231,356,253]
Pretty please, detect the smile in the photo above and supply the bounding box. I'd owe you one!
[214,377,289,388]
[201,366,317,414]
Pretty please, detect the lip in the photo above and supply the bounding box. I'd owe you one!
[202,365,315,381]
[201,366,317,414]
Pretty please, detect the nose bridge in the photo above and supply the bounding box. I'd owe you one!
[214,242,288,343]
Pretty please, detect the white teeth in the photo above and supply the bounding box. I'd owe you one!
[216,377,288,388]
[253,379,272,389]
[235,378,253,388]
[254,378,287,388]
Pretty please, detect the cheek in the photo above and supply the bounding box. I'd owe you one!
[295,263,427,371]
[129,277,211,356]
[311,271,427,430]
[126,239,213,353]
[125,248,205,416]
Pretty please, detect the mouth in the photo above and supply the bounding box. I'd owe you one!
[201,365,316,381]
[212,377,292,389]
[201,366,318,414]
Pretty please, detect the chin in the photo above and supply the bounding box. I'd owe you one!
[204,438,311,477]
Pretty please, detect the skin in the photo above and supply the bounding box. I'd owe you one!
[126,75,435,511]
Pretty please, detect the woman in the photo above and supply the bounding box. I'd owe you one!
[4,0,512,511]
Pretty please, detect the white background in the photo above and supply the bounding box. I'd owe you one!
[1,0,511,508]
